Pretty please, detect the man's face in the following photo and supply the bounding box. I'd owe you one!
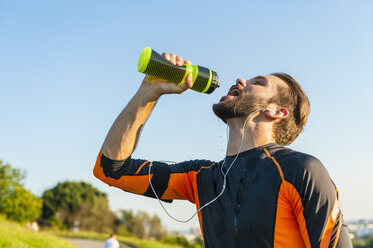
[213,75,288,123]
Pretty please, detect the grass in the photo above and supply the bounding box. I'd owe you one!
[0,218,77,248]
[0,217,184,248]
[57,230,184,248]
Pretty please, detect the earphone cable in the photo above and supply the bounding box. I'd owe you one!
[148,108,270,223]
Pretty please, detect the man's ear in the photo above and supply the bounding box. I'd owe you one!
[265,107,288,120]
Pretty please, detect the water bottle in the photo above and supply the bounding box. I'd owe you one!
[137,47,220,94]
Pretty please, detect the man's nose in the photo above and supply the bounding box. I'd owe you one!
[236,78,247,87]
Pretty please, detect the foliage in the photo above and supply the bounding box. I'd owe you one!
[0,160,43,223]
[352,237,366,248]
[75,196,117,233]
[117,210,167,240]
[41,181,105,219]
[0,217,77,248]
[352,233,373,248]
[41,181,116,231]
[162,235,203,248]
[193,237,204,248]
[46,216,64,230]
[148,214,165,240]
[2,185,42,223]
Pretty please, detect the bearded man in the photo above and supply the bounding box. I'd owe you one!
[94,52,352,247]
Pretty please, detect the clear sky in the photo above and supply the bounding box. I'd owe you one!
[1,1,372,231]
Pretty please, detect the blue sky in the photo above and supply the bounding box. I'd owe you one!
[1,1,372,231]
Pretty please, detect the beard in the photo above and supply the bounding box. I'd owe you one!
[213,94,269,123]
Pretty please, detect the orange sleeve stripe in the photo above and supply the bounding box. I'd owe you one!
[162,172,196,203]
[320,198,341,248]
[192,171,204,238]
[93,151,151,194]
[162,169,204,237]
[266,151,310,247]
[194,161,213,237]
[112,174,152,195]
[266,150,343,247]
[195,163,215,175]
[274,181,310,248]
[93,151,117,186]
[332,212,343,248]
[135,161,150,174]
[264,148,285,181]
[283,180,312,248]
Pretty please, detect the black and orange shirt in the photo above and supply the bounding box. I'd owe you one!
[94,143,352,247]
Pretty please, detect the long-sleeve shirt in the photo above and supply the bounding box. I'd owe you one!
[94,143,352,248]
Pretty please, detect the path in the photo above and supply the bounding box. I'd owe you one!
[66,238,105,248]
[66,238,132,248]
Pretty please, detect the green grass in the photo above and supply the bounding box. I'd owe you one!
[118,236,183,248]
[0,218,186,248]
[0,218,77,248]
[57,230,184,248]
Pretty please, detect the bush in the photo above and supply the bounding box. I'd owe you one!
[162,235,203,248]
[41,181,116,232]
[0,160,43,223]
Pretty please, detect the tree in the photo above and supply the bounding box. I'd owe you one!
[0,160,24,208]
[133,211,151,239]
[76,197,117,233]
[0,160,42,223]
[2,185,42,223]
[117,209,134,235]
[117,210,166,240]
[41,181,116,231]
[149,215,166,240]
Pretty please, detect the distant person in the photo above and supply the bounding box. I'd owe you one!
[94,52,352,247]
[105,233,119,248]
[25,221,39,231]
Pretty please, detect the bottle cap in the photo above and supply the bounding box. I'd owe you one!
[205,71,220,94]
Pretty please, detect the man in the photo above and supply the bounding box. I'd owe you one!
[94,52,352,247]
[105,233,119,248]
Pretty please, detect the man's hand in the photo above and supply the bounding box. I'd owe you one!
[140,52,193,101]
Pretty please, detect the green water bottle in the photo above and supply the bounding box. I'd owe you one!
[137,47,220,94]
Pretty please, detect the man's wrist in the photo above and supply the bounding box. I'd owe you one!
[137,82,162,103]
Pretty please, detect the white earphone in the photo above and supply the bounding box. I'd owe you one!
[265,108,276,114]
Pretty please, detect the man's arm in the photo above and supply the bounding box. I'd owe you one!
[94,53,210,203]
[284,154,352,247]
[94,155,215,203]
[101,53,193,160]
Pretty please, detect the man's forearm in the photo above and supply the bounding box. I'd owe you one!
[101,84,159,160]
[101,52,193,160]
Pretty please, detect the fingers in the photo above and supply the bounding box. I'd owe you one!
[176,56,183,66]
[158,51,193,94]
[185,73,193,89]
[179,73,193,92]
[162,52,178,65]
[170,53,176,64]
[184,59,192,65]
[162,52,170,62]
[162,52,192,66]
